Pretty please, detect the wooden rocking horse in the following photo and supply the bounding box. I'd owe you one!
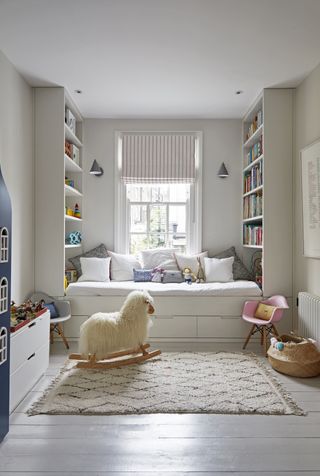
[69,290,161,369]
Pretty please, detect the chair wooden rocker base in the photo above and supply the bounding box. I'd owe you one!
[69,343,161,370]
[243,323,280,356]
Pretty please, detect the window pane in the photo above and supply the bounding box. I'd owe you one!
[169,205,186,234]
[168,184,189,202]
[127,185,151,202]
[150,205,167,233]
[130,205,147,232]
[167,234,186,253]
[151,185,170,202]
[148,234,167,249]
[130,235,148,255]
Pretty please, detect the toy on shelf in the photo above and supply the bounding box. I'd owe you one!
[65,177,75,188]
[66,207,74,216]
[65,269,78,285]
[65,231,82,245]
[10,299,45,332]
[74,203,81,218]
[183,267,196,285]
[196,257,205,283]
[65,140,72,158]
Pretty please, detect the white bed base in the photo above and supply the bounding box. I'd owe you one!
[63,295,293,343]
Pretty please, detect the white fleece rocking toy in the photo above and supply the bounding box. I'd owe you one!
[69,290,161,369]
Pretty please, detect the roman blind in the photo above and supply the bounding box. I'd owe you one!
[121,134,196,183]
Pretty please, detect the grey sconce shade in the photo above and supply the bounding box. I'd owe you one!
[217,162,229,178]
[90,160,104,177]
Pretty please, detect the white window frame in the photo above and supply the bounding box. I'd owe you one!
[0,327,7,365]
[0,277,8,314]
[115,131,202,254]
[0,227,9,263]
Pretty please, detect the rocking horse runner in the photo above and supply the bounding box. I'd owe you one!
[69,290,161,369]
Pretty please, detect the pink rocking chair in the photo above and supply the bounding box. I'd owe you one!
[242,295,289,356]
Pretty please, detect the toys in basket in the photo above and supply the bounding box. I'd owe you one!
[69,290,161,369]
[268,333,320,378]
[10,299,45,332]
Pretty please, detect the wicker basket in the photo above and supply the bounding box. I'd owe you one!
[267,334,320,378]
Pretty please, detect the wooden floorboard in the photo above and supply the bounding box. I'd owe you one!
[1,341,319,474]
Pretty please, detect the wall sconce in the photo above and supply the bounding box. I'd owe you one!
[217,162,229,178]
[89,160,104,177]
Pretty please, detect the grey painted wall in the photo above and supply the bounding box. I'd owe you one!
[82,119,243,258]
[0,50,34,302]
[294,63,320,302]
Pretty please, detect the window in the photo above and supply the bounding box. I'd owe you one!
[0,277,8,314]
[127,183,189,254]
[0,228,9,263]
[115,132,202,254]
[0,327,7,365]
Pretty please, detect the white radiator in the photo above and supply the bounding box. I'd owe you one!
[298,292,320,341]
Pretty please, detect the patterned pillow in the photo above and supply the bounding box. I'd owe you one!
[133,269,152,282]
[68,243,108,277]
[213,246,253,281]
[162,270,184,283]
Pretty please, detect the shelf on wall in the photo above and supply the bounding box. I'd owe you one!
[65,215,82,222]
[65,244,82,249]
[64,154,82,173]
[64,184,83,197]
[243,154,263,173]
[243,185,263,198]
[65,124,83,148]
[243,124,263,149]
[242,215,263,224]
[242,244,263,249]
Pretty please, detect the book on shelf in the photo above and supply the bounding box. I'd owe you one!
[243,161,263,193]
[243,224,263,246]
[245,136,263,165]
[243,192,263,219]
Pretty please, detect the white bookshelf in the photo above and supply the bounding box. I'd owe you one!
[241,89,293,296]
[35,88,83,296]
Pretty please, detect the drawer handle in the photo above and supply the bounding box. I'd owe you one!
[27,352,35,361]
[28,322,36,329]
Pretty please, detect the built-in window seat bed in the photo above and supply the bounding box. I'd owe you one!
[64,281,264,342]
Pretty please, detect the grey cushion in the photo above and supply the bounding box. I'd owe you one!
[68,244,108,277]
[213,246,253,281]
[162,270,184,283]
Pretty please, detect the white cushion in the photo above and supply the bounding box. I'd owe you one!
[175,251,208,275]
[140,248,178,271]
[78,257,111,282]
[204,256,234,283]
[108,251,141,281]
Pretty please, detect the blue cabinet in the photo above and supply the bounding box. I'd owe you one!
[0,165,11,441]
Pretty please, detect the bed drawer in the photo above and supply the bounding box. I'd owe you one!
[197,316,247,338]
[150,316,197,338]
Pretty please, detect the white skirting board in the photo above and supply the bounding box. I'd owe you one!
[63,296,293,342]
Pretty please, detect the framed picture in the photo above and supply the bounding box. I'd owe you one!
[301,139,320,258]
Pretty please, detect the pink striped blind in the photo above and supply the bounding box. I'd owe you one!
[121,134,196,183]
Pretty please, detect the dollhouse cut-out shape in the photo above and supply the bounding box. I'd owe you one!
[0,277,8,314]
[0,228,9,263]
[0,327,7,365]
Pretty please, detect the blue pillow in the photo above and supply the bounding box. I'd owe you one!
[44,302,59,319]
[133,269,152,282]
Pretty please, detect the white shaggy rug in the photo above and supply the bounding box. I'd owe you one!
[29,352,304,416]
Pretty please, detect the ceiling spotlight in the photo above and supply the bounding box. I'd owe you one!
[74,89,82,94]
[235,90,243,95]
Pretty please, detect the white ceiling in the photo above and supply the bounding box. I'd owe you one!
[1,0,320,118]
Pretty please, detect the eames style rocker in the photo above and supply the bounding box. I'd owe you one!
[242,295,289,356]
[29,292,71,350]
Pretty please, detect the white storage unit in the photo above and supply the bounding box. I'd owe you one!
[10,310,50,412]
[34,88,83,297]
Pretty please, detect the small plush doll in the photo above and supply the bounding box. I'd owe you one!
[183,267,196,285]
[196,257,205,283]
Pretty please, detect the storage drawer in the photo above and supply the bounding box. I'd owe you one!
[197,316,247,338]
[64,315,88,338]
[10,312,50,374]
[10,342,49,412]
[149,316,197,338]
